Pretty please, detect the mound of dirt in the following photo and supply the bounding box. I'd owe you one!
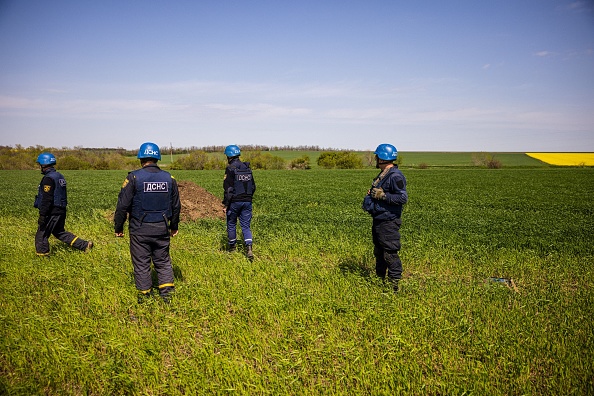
[177,180,225,221]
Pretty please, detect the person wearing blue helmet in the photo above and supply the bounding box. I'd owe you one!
[222,145,256,260]
[34,152,93,256]
[114,142,181,303]
[362,143,408,292]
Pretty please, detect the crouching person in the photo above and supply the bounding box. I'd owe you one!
[34,152,93,256]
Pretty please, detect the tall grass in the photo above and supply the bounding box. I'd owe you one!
[1,168,592,395]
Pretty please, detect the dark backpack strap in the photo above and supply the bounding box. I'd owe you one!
[372,168,393,189]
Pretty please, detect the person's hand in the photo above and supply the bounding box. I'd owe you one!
[170,230,178,237]
[371,187,386,200]
[115,232,124,237]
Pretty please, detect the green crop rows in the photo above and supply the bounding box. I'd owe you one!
[0,167,592,395]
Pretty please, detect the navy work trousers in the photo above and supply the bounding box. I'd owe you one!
[372,217,403,281]
[129,233,174,296]
[226,201,253,246]
[35,213,88,255]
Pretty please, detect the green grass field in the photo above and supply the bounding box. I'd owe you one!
[400,152,547,167]
[258,151,548,168]
[158,151,550,170]
[1,164,592,394]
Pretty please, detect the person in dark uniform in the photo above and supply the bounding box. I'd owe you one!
[34,152,93,256]
[362,144,408,292]
[222,145,256,260]
[114,142,181,303]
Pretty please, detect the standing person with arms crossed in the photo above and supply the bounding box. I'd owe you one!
[114,142,181,303]
[362,144,408,292]
[222,145,256,260]
[34,152,93,256]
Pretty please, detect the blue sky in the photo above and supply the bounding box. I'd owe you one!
[0,0,593,152]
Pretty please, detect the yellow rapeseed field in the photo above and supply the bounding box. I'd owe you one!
[526,153,594,166]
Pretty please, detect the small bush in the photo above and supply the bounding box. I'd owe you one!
[289,155,311,170]
[472,153,502,169]
[318,152,363,169]
[243,152,286,170]
[363,151,376,167]
[59,155,92,170]
[486,158,502,169]
[170,151,226,170]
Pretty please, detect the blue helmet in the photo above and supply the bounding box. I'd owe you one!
[224,145,241,157]
[374,144,398,161]
[137,142,161,160]
[36,152,57,166]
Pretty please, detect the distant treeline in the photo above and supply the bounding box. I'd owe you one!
[197,145,346,153]
[83,144,349,155]
[0,145,138,170]
[0,145,365,170]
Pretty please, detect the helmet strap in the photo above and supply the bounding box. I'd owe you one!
[375,155,393,168]
[376,158,394,170]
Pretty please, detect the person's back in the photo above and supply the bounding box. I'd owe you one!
[114,142,181,303]
[222,145,256,260]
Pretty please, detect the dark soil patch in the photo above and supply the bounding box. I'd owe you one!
[177,180,225,221]
[103,180,223,222]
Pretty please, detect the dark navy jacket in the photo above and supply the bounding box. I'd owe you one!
[364,165,408,221]
[114,164,181,235]
[222,158,256,206]
[130,167,173,223]
[34,167,67,216]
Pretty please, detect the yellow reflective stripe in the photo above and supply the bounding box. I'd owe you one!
[159,283,174,289]
[139,289,152,294]
[36,252,50,256]
[70,236,79,246]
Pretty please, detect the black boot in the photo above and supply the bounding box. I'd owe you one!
[137,290,153,304]
[246,244,254,260]
[161,294,172,304]
[160,286,174,304]
[389,278,400,293]
[228,243,237,253]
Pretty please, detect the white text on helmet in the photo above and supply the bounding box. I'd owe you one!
[144,148,159,156]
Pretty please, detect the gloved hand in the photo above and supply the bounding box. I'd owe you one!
[371,187,386,200]
[38,215,46,226]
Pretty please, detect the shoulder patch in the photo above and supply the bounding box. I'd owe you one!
[122,178,129,188]
[44,185,51,193]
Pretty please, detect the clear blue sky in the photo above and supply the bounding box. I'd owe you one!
[1,0,593,151]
